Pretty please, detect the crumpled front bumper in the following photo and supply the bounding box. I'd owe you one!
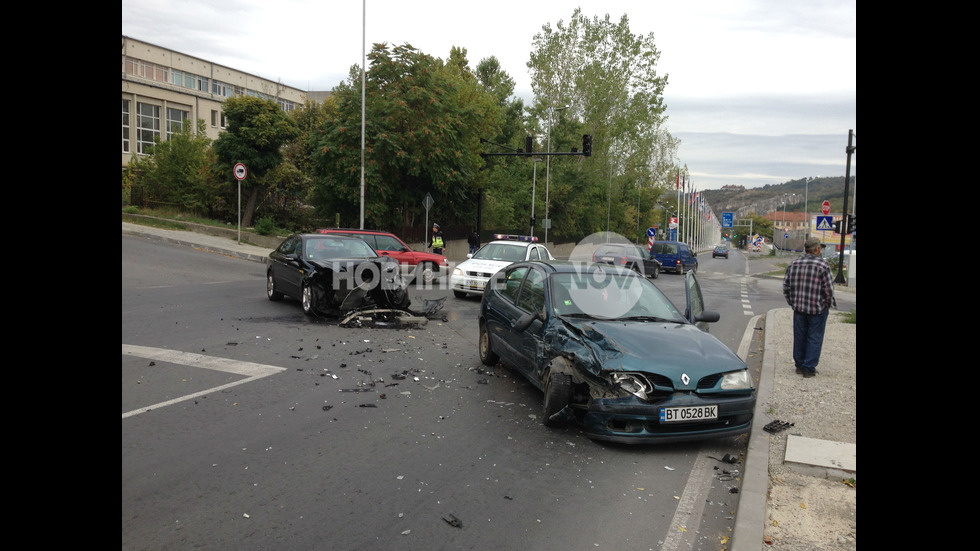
[580,391,756,444]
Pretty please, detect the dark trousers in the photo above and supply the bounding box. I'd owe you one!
[792,309,829,371]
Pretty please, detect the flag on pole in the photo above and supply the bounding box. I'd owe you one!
[676,171,679,189]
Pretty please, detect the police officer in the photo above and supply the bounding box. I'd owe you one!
[429,223,445,255]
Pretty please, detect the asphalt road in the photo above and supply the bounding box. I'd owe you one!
[123,235,780,551]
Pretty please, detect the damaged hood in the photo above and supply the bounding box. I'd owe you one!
[563,318,746,377]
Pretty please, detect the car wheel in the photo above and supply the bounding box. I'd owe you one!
[542,372,572,427]
[650,265,660,279]
[301,281,314,315]
[267,271,283,301]
[692,263,698,273]
[416,262,436,285]
[479,321,499,366]
[678,264,684,276]
[453,290,467,299]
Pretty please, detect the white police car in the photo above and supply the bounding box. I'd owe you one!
[450,234,555,298]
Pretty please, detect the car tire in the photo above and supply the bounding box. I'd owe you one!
[543,372,572,427]
[267,271,283,301]
[678,264,684,276]
[415,262,436,285]
[650,265,660,279]
[301,281,314,315]
[479,321,499,366]
[453,290,467,299]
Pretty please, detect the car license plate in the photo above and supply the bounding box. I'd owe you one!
[660,405,718,423]
[465,279,480,288]
[601,256,614,262]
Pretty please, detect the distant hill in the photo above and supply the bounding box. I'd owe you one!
[700,176,856,219]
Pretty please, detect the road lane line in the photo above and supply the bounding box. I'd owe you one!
[122,344,286,419]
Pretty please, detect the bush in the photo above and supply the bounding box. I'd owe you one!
[254,216,278,236]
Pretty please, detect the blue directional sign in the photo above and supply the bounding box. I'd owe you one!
[815,215,834,231]
[722,212,733,228]
[647,227,656,237]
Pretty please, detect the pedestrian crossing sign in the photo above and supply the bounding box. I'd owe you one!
[816,215,834,231]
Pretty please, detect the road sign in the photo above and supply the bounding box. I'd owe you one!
[646,227,656,237]
[722,212,733,228]
[821,200,830,215]
[815,215,834,231]
[234,163,247,180]
[423,192,434,210]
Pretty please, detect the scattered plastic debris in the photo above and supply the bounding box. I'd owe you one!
[763,420,795,433]
[443,514,462,528]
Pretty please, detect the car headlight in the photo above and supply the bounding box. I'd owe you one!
[452,267,463,276]
[720,369,752,390]
[610,372,651,400]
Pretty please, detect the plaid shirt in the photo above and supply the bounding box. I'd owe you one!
[782,253,835,315]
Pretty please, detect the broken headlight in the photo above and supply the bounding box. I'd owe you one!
[610,372,653,400]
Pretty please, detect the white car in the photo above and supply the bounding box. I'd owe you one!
[451,235,555,298]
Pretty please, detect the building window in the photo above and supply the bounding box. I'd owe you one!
[125,58,168,83]
[122,99,130,153]
[171,70,183,87]
[136,102,160,155]
[166,107,188,139]
[211,109,218,127]
[197,75,209,92]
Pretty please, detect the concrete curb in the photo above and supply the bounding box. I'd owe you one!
[730,309,777,551]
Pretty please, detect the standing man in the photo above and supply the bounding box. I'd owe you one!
[783,236,836,378]
[429,223,445,255]
[468,230,480,255]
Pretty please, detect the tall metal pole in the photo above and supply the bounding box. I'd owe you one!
[835,130,855,284]
[544,104,568,245]
[359,0,366,229]
[530,158,541,237]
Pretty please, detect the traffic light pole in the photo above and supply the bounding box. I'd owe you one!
[834,129,856,285]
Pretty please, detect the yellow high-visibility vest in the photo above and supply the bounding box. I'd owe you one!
[432,235,444,248]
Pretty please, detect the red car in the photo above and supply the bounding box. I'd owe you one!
[316,228,448,284]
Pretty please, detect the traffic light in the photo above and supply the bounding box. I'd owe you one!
[582,134,592,157]
[525,136,533,156]
[530,216,536,227]
[832,220,843,234]
[847,214,855,234]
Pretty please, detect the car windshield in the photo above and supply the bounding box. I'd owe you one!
[473,243,526,262]
[305,237,378,260]
[550,271,685,321]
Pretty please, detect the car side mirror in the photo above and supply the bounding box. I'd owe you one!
[694,310,720,323]
[284,253,300,262]
[513,311,539,332]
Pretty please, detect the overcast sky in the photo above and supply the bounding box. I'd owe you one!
[122,0,856,190]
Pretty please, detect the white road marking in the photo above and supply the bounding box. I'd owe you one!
[122,344,286,419]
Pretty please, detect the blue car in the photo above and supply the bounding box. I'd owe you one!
[478,260,755,444]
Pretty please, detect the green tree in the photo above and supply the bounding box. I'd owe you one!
[213,95,299,227]
[311,43,501,230]
[124,119,218,215]
[527,9,675,241]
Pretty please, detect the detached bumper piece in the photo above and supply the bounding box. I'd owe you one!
[763,420,795,434]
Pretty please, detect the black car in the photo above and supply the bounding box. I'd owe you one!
[591,243,661,278]
[478,260,755,444]
[712,244,729,258]
[266,234,411,316]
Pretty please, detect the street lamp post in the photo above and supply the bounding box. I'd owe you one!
[544,104,568,245]
[530,158,542,237]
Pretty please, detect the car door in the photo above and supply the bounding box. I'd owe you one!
[270,235,304,298]
[373,234,415,278]
[483,265,529,368]
[509,266,548,380]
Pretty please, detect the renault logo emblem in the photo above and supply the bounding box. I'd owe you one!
[681,373,690,385]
